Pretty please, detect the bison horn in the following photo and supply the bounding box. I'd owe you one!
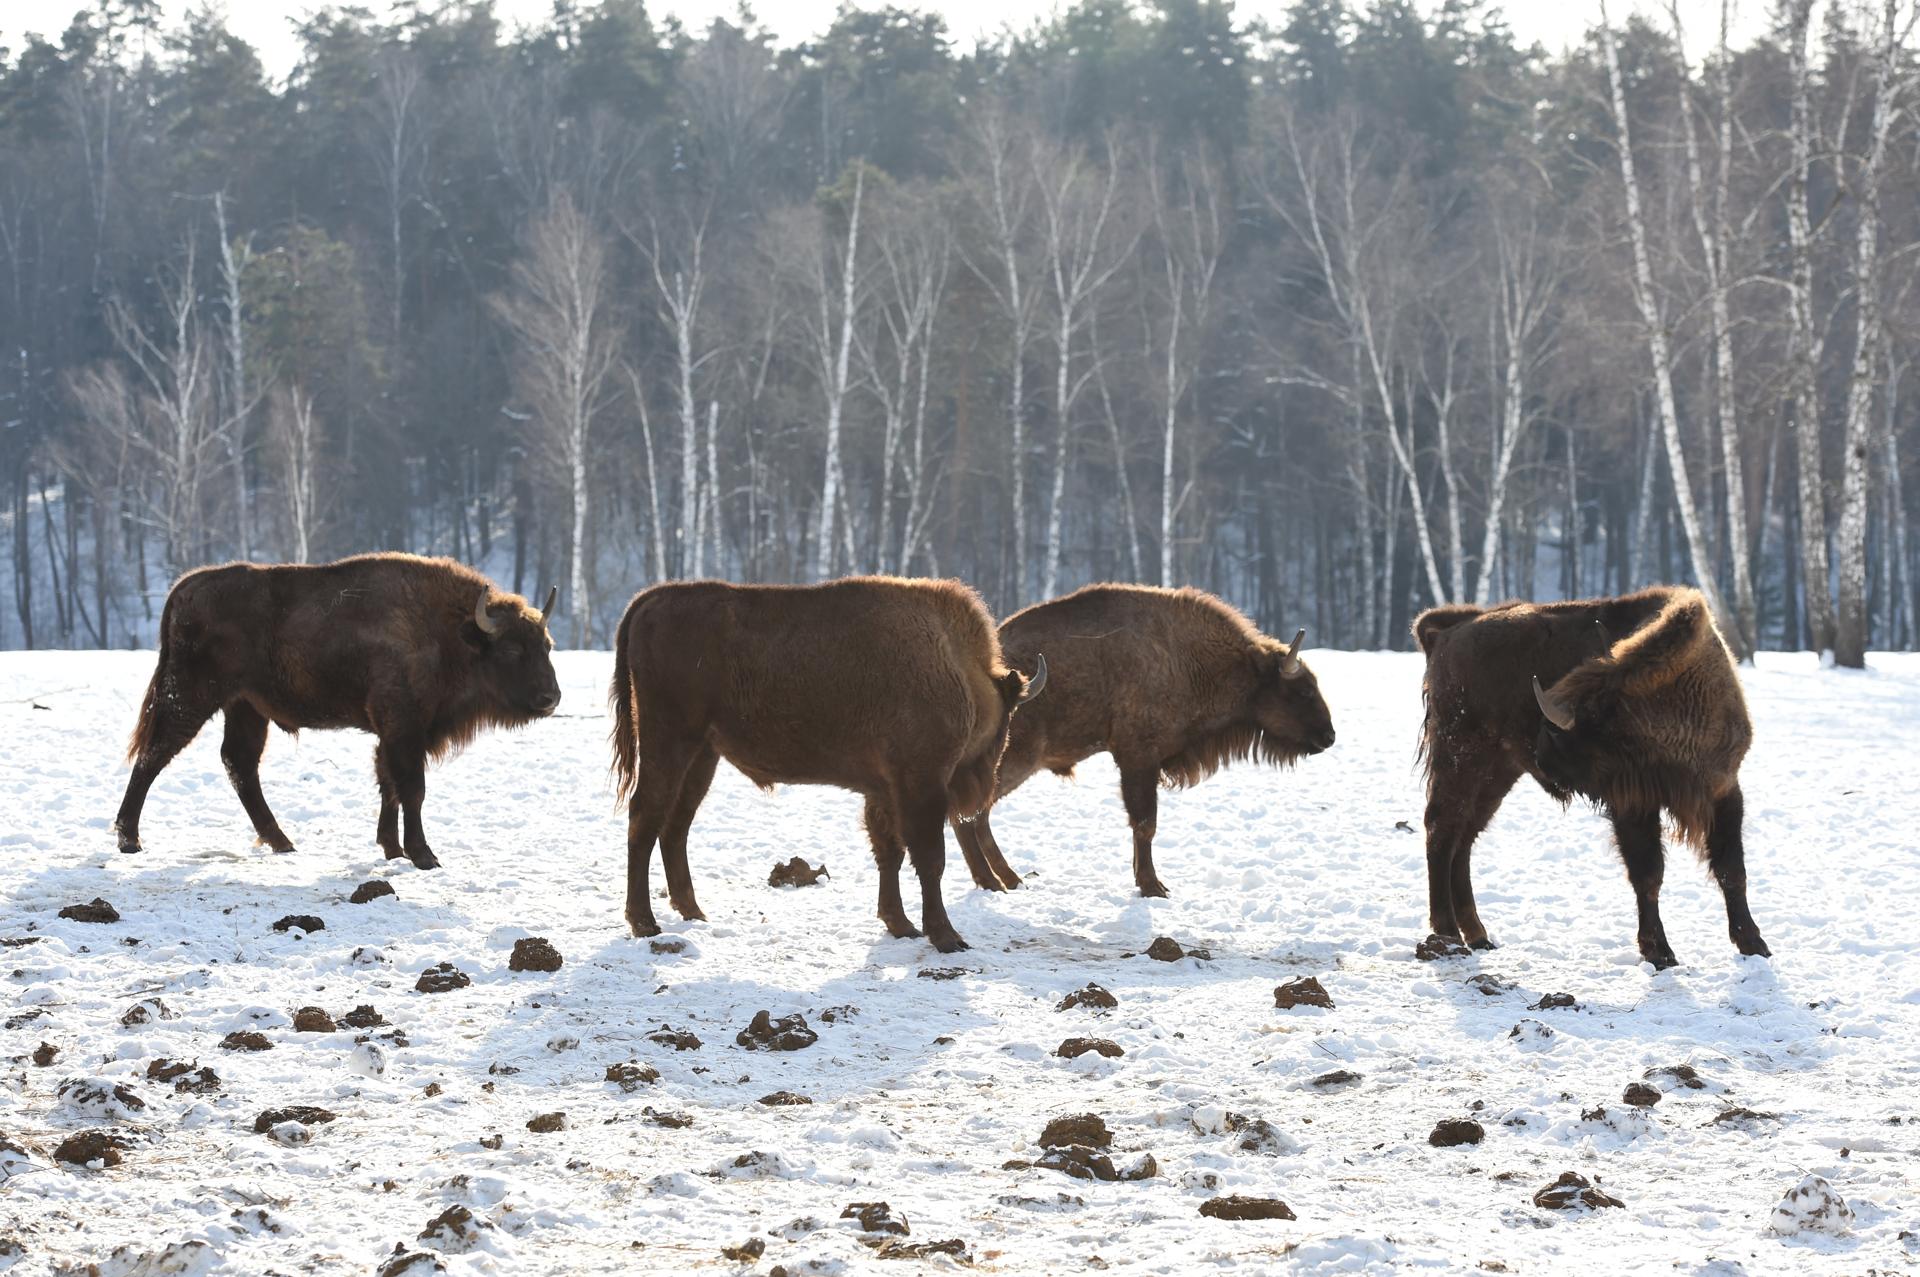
[1533,675,1575,732]
[1281,627,1306,674]
[1016,653,1048,705]
[473,590,504,636]
[541,586,557,622]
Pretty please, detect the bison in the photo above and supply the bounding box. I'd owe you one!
[948,585,1336,898]
[1413,585,1769,969]
[607,576,1044,953]
[113,553,561,869]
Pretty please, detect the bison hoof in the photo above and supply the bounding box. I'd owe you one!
[115,832,141,855]
[380,844,407,861]
[670,900,707,923]
[928,930,970,954]
[1645,951,1679,971]
[1468,936,1498,952]
[880,916,922,941]
[628,918,661,939]
[1734,932,1772,959]
[1137,880,1170,899]
[406,847,441,870]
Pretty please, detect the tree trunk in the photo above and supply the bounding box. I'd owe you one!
[1786,0,1835,653]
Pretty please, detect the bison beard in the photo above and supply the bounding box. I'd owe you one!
[947,584,1336,898]
[1413,586,1770,969]
[607,576,1042,953]
[113,554,561,869]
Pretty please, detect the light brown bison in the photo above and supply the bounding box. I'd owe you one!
[948,585,1335,898]
[1414,585,1769,969]
[606,576,1045,953]
[114,554,560,869]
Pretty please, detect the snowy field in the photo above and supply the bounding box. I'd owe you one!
[2,649,1918,1276]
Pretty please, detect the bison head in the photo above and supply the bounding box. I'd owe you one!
[1251,629,1336,757]
[1530,676,1604,799]
[466,585,562,720]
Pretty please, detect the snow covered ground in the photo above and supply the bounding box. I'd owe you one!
[2,648,1918,1276]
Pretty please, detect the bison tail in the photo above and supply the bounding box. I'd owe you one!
[607,604,640,803]
[1412,604,1484,657]
[126,591,179,764]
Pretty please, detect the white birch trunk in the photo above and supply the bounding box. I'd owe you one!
[813,164,864,582]
[1786,0,1834,651]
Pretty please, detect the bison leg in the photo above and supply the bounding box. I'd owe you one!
[1705,785,1771,959]
[113,688,219,855]
[866,797,919,940]
[1422,764,1514,954]
[902,793,967,953]
[1610,805,1678,969]
[1118,766,1167,898]
[659,746,717,922]
[380,736,439,870]
[625,743,696,938]
[221,703,294,854]
[374,752,402,860]
[953,812,1020,891]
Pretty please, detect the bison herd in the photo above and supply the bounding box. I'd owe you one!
[111,552,1770,968]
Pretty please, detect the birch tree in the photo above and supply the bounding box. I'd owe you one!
[490,190,621,645]
[1785,0,1835,652]
[1600,2,1741,651]
[629,204,716,577]
[1835,0,1913,667]
[796,162,868,582]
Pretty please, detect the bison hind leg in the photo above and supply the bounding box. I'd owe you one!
[953,810,1020,891]
[222,703,295,854]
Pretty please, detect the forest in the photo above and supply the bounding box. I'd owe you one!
[0,0,1915,660]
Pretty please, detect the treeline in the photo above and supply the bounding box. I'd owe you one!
[1,0,1916,658]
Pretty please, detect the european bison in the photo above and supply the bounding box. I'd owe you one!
[949,585,1336,898]
[607,576,1044,952]
[114,554,561,869]
[1414,585,1769,968]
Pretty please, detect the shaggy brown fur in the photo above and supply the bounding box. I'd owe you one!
[114,553,560,869]
[949,584,1335,899]
[1413,585,1768,968]
[606,575,1039,953]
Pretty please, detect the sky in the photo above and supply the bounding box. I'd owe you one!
[2,1,1778,76]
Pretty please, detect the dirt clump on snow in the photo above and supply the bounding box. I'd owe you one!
[643,1107,693,1128]
[1429,1119,1485,1147]
[842,1201,909,1235]
[271,914,324,933]
[30,1042,56,1067]
[1530,992,1579,1010]
[292,1006,336,1032]
[349,880,396,904]
[59,898,120,924]
[525,1112,567,1133]
[1200,1195,1296,1220]
[1533,1171,1624,1210]
[916,967,968,981]
[1273,976,1334,1009]
[219,1030,272,1052]
[1622,1083,1662,1107]
[53,1129,126,1168]
[120,998,175,1026]
[648,937,686,954]
[768,856,829,888]
[649,1024,701,1050]
[1415,934,1469,961]
[759,1090,812,1106]
[1040,1114,1111,1149]
[1056,1038,1123,1060]
[1466,974,1515,997]
[509,936,563,972]
[1309,1069,1362,1090]
[376,1244,445,1276]
[722,1237,767,1261]
[605,1062,660,1091]
[736,1011,817,1051]
[868,1237,967,1260]
[1645,1063,1708,1089]
[340,1004,388,1029]
[415,963,471,993]
[253,1106,337,1134]
[1056,984,1117,1012]
[1145,936,1208,961]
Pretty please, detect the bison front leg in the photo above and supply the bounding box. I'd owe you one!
[1119,765,1167,898]
[1706,785,1771,959]
[221,704,294,853]
[902,793,967,953]
[866,797,919,940]
[1610,805,1678,970]
[379,736,439,870]
[953,811,1020,891]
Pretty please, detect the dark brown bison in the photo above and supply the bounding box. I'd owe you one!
[607,576,1044,953]
[948,585,1336,898]
[1414,585,1769,969]
[113,554,561,869]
